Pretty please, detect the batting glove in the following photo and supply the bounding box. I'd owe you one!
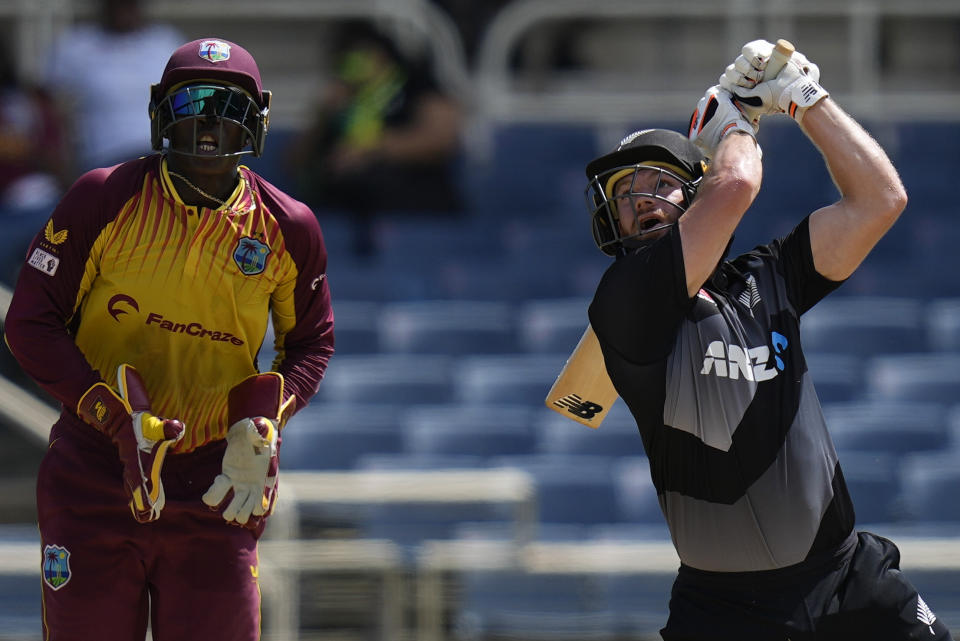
[77,364,185,523]
[202,372,294,527]
[722,40,828,124]
[688,85,757,160]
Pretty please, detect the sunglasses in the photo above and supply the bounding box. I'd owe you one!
[167,85,256,124]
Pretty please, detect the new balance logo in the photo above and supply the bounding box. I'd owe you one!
[553,394,604,421]
[917,595,937,635]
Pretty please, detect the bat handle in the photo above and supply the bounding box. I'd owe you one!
[764,38,795,80]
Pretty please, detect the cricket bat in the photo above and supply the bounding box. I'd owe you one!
[544,324,619,428]
[765,39,796,77]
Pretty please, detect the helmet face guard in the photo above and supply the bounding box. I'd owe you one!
[585,164,699,256]
[584,129,706,256]
[150,83,271,158]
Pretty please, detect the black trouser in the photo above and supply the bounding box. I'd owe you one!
[661,531,953,641]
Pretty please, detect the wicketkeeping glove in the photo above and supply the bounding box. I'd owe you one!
[721,39,828,124]
[202,372,295,527]
[77,364,185,523]
[688,85,757,160]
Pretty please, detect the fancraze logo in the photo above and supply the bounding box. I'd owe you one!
[106,293,244,346]
[145,313,244,345]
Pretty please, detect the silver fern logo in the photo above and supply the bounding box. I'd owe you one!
[737,274,761,314]
[916,595,937,635]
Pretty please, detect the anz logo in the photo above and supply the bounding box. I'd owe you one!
[700,331,788,382]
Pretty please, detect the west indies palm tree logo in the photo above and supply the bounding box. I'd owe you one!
[43,544,71,590]
[233,236,270,275]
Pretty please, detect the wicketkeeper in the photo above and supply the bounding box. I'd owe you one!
[5,38,334,641]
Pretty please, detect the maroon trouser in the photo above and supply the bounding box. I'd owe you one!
[37,414,263,641]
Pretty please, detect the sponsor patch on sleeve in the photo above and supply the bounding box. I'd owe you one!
[28,248,60,276]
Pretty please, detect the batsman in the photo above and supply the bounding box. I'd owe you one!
[585,39,952,640]
[5,38,334,640]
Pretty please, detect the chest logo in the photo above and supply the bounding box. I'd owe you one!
[233,237,271,276]
[699,331,789,382]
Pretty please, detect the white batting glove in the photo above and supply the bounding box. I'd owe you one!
[202,416,279,525]
[723,40,828,124]
[688,85,757,160]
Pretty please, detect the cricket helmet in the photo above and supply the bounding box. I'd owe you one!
[585,128,706,256]
[149,38,271,157]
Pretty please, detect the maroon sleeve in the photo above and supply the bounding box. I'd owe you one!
[4,160,150,410]
[253,175,335,415]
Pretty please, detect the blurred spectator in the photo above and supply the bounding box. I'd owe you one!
[287,21,463,257]
[0,42,68,285]
[44,0,183,175]
[0,45,66,211]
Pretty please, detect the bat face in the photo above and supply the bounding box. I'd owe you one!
[544,325,619,428]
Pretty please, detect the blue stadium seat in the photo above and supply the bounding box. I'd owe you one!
[897,452,960,522]
[839,452,901,525]
[359,500,519,557]
[454,569,617,641]
[823,401,950,458]
[464,123,599,221]
[402,404,537,459]
[800,296,926,357]
[326,300,381,355]
[453,354,568,406]
[315,354,455,404]
[377,300,517,355]
[535,404,645,459]
[864,354,960,403]
[601,573,676,639]
[612,457,663,525]
[280,426,403,470]
[355,453,487,470]
[517,298,592,353]
[490,455,622,526]
[926,298,960,351]
[805,353,864,404]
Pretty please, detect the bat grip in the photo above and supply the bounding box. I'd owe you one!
[764,38,795,80]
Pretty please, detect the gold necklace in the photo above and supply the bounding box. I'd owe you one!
[168,170,230,209]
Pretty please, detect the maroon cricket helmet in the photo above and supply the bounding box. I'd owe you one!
[158,38,265,105]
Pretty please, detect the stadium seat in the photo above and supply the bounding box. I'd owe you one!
[454,569,617,641]
[280,426,403,470]
[490,455,622,526]
[402,404,537,459]
[926,298,960,351]
[535,404,645,459]
[355,452,487,470]
[864,354,960,404]
[897,452,960,522]
[804,352,864,404]
[517,298,593,354]
[838,452,901,525]
[453,354,568,406]
[800,296,926,357]
[601,572,676,639]
[611,457,663,525]
[315,354,455,404]
[377,300,517,355]
[325,300,381,355]
[822,401,950,458]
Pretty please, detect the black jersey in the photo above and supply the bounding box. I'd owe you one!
[589,218,855,572]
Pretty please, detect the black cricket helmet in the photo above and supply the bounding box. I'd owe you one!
[585,128,706,256]
[149,38,271,158]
